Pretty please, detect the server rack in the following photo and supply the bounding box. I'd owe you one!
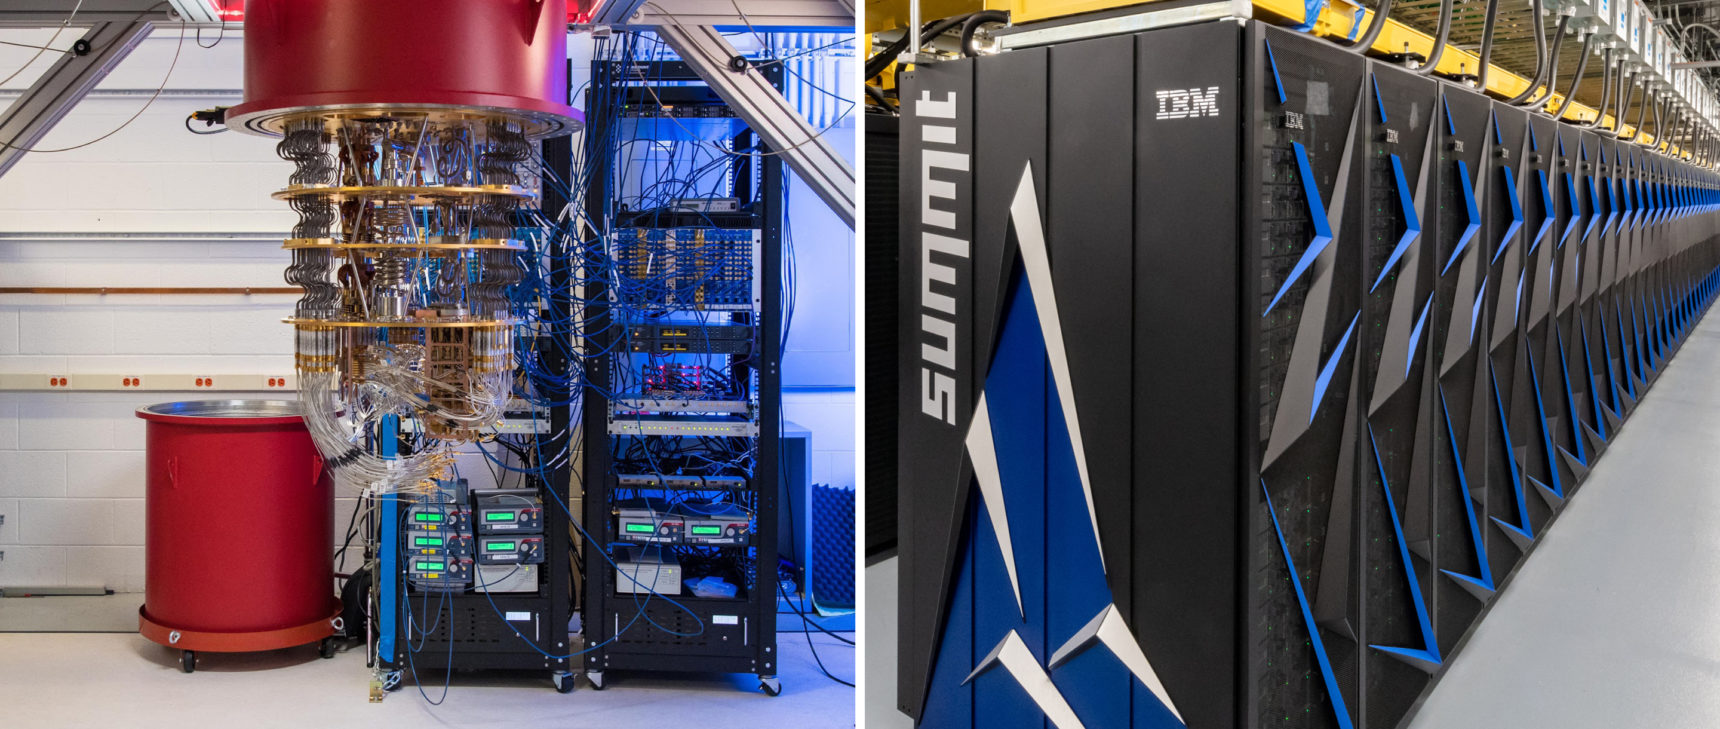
[898,17,1720,729]
[581,59,784,692]
[374,131,579,692]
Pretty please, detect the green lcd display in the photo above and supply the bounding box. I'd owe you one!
[485,511,515,522]
[691,526,722,536]
[486,541,516,551]
[414,536,443,547]
[413,512,443,522]
[415,561,444,571]
[624,523,654,533]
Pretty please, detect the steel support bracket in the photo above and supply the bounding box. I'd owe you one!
[0,20,154,180]
[654,23,856,229]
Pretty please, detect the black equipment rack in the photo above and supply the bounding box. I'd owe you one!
[580,58,785,693]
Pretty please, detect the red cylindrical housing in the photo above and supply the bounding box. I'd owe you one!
[138,401,338,652]
[227,0,580,136]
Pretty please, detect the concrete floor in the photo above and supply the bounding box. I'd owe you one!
[0,622,853,728]
[866,314,1720,729]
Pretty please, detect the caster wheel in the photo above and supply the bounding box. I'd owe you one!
[179,650,196,674]
[586,671,606,690]
[758,675,781,697]
[552,671,576,693]
[382,670,403,692]
[318,637,338,659]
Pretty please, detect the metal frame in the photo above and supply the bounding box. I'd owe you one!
[654,24,856,228]
[0,20,154,179]
[587,0,852,27]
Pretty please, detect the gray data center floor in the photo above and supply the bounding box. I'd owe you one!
[0,627,854,728]
[1403,312,1720,728]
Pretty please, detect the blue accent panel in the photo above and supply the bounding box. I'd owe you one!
[1292,0,1328,31]
[1133,679,1185,728]
[1639,296,1658,372]
[1471,277,1487,345]
[1489,367,1535,541]
[922,518,977,728]
[1601,178,1618,237]
[974,494,1040,729]
[1048,384,1136,728]
[1493,115,1503,145]
[1621,179,1633,233]
[1492,166,1523,265]
[1584,177,1601,239]
[1617,303,1639,399]
[1035,274,1142,729]
[1514,270,1524,323]
[1442,161,1481,275]
[1444,98,1455,135]
[1523,349,1565,497]
[1554,325,1587,464]
[1529,170,1554,254]
[378,413,399,665]
[1265,41,1287,105]
[1437,387,1496,591]
[1311,314,1361,424]
[1528,124,1539,152]
[1406,294,1433,377]
[1265,142,1335,316]
[1365,426,1443,664]
[975,276,1046,729]
[1372,154,1420,292]
[1262,479,1355,729]
[1580,323,1608,441]
[1560,174,1581,248]
[1373,74,1388,124]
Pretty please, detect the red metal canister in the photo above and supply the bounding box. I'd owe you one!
[226,0,581,136]
[137,401,339,664]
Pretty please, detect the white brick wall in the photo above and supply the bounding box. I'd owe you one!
[0,30,857,594]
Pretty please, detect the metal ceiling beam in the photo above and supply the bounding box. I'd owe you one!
[0,20,154,179]
[0,0,174,27]
[654,23,855,228]
[620,0,851,27]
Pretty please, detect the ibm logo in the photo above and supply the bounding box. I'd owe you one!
[1155,86,1220,120]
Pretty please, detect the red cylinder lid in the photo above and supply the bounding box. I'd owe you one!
[136,400,306,427]
[227,0,581,137]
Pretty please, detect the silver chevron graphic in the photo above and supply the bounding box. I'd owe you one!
[964,631,1087,729]
[1007,162,1106,573]
[966,393,1024,617]
[1048,603,1186,723]
[955,161,1184,728]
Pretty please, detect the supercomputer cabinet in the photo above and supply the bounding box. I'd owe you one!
[897,17,1720,729]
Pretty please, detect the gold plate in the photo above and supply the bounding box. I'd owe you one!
[283,237,527,251]
[271,184,536,203]
[286,318,514,328]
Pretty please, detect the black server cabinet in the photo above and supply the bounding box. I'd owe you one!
[898,18,1720,729]
[581,60,784,688]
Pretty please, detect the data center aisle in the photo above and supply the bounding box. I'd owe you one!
[1406,312,1720,728]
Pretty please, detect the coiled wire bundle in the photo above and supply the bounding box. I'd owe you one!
[274,111,540,493]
